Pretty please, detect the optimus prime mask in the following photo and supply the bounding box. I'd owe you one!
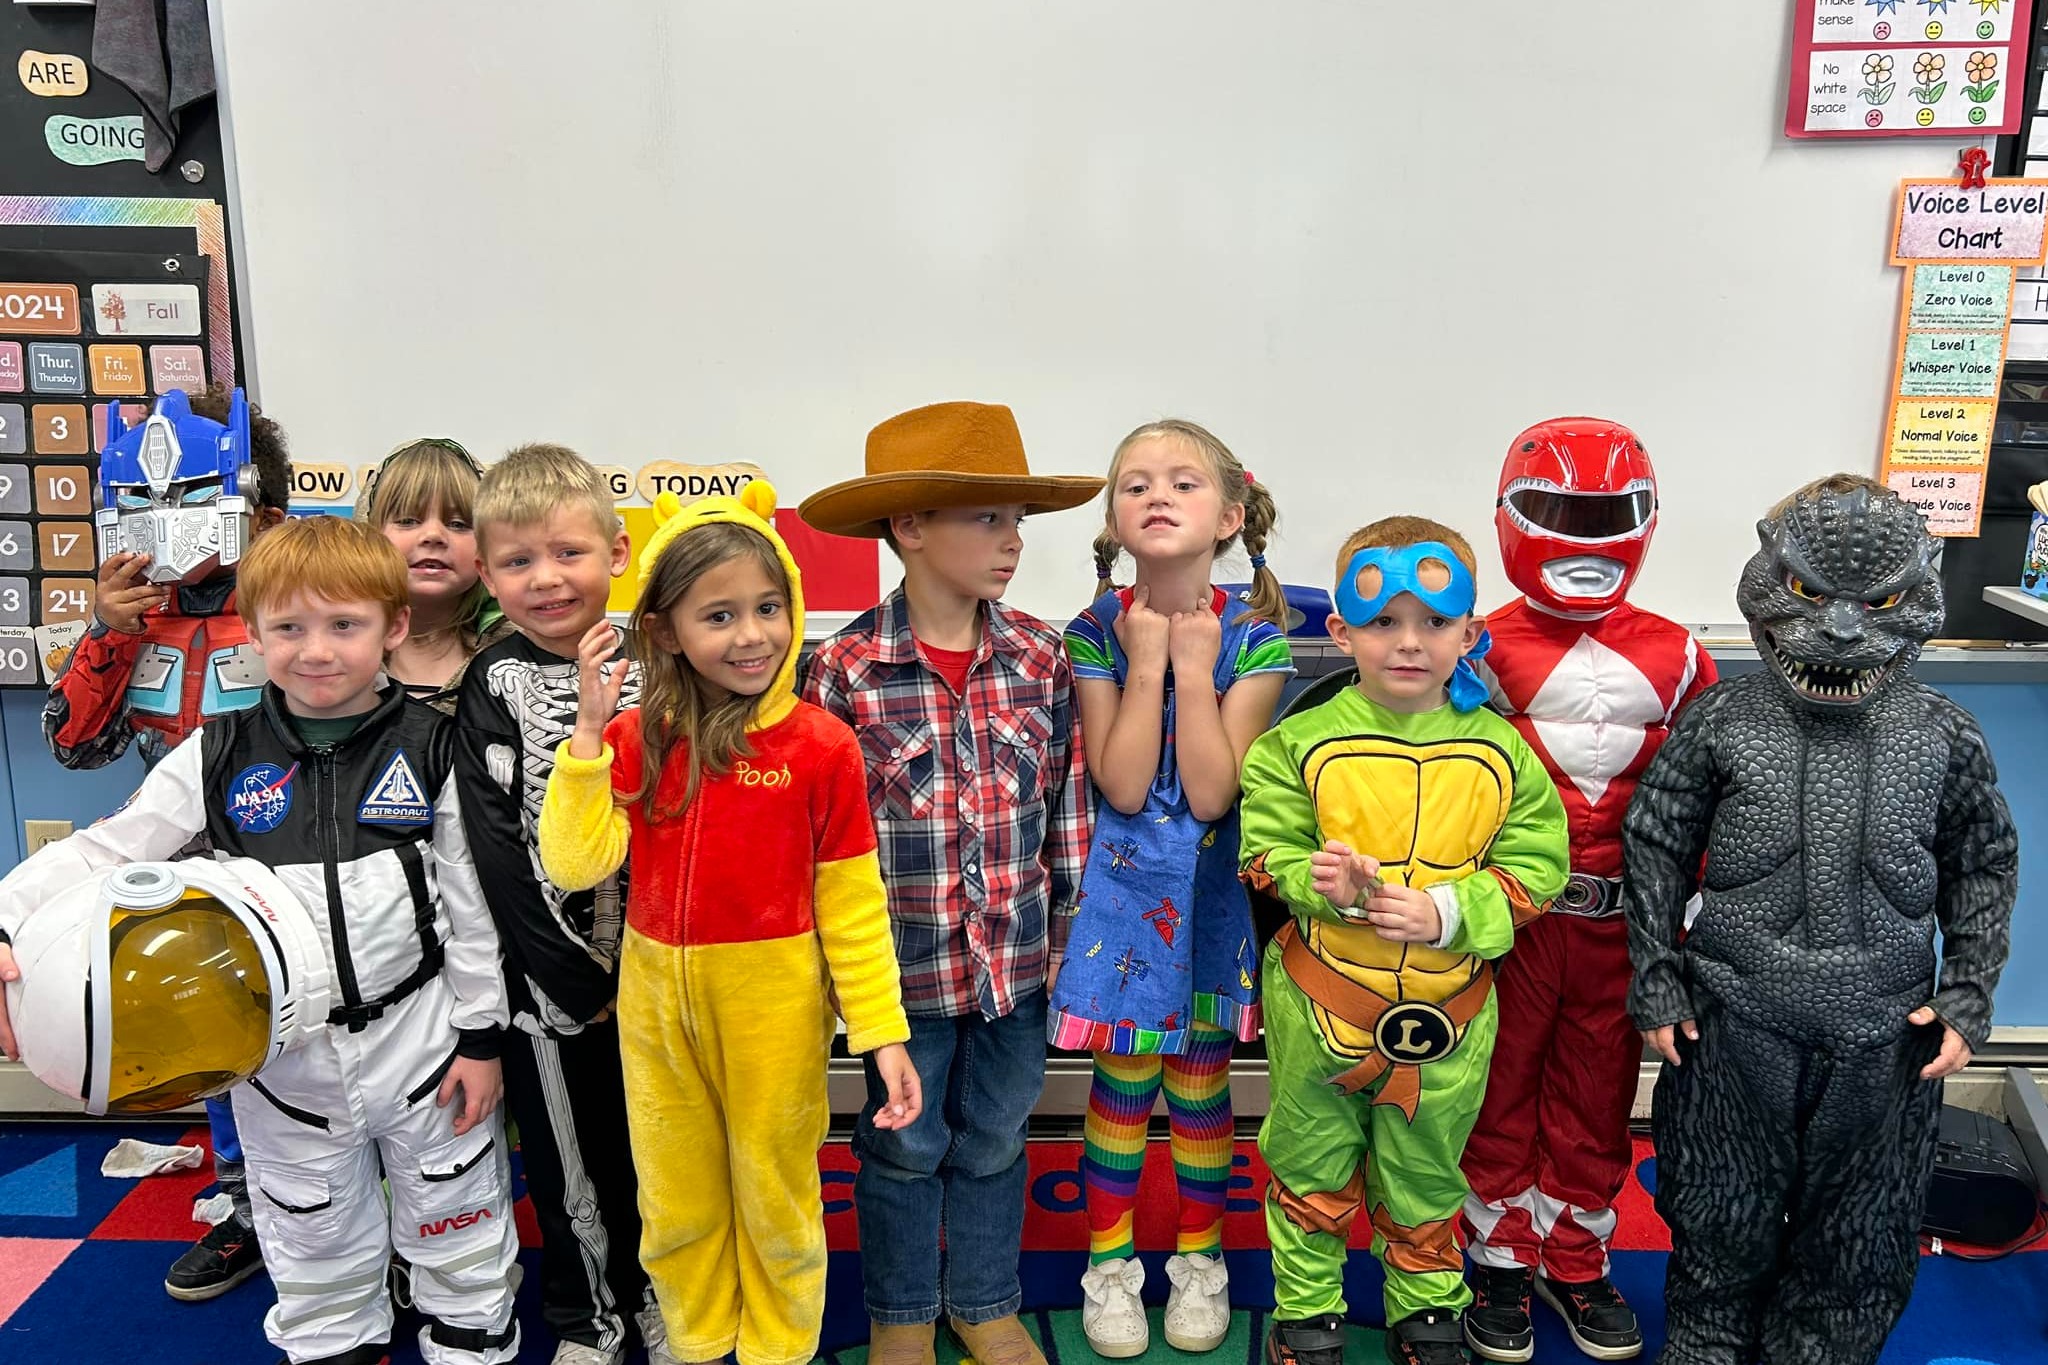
[1496,417,1658,617]
[96,388,261,587]
[3,858,329,1115]
[1739,481,1943,710]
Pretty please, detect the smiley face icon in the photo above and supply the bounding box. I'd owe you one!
[1918,106,1938,126]
[1926,20,1943,39]
[1867,108,1886,127]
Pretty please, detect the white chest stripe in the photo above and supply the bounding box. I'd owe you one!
[1526,635,1666,806]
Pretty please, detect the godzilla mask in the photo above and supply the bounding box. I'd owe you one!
[1737,484,1943,709]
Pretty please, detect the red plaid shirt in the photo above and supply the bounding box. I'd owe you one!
[803,588,1090,1019]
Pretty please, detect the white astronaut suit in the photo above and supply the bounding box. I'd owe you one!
[0,691,521,1365]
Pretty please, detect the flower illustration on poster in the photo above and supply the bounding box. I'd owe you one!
[1965,49,2000,103]
[1868,0,1902,13]
[1969,0,2002,14]
[1862,52,1897,104]
[1920,0,1950,11]
[1912,52,1948,103]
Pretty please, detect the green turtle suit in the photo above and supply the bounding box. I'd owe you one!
[1240,685,1568,1324]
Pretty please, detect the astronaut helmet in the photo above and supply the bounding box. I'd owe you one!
[3,858,330,1115]
[94,388,261,587]
[1495,417,1658,617]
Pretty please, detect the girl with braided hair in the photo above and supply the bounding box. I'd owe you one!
[1052,419,1294,1359]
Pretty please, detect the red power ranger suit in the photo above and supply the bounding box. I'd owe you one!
[1459,419,1716,1284]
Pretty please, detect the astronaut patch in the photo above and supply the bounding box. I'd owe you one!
[229,762,297,833]
[359,749,432,827]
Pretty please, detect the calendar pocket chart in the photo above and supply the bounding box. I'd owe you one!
[0,248,211,685]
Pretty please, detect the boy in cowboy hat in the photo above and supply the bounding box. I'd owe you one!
[800,402,1100,1365]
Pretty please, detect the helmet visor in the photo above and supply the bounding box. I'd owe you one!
[101,893,273,1114]
[1504,487,1653,540]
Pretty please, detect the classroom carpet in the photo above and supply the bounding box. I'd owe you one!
[0,1121,2041,1364]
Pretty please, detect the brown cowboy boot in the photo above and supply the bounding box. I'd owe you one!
[950,1315,1047,1365]
[870,1321,938,1365]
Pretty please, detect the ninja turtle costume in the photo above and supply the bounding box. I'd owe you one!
[1240,684,1568,1332]
[1624,479,2018,1365]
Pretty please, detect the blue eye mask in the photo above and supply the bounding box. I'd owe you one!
[1334,542,1493,712]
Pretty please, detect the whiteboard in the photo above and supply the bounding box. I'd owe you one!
[211,0,1979,627]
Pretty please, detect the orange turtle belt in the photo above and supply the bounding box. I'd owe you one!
[1276,920,1494,1120]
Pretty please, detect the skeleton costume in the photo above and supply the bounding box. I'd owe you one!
[1624,481,2018,1365]
[455,634,654,1357]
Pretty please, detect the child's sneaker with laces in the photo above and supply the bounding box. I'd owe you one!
[1534,1275,1641,1360]
[1079,1256,1148,1358]
[164,1219,264,1302]
[1462,1264,1534,1362]
[1162,1252,1231,1352]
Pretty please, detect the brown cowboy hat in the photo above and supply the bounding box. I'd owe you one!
[799,402,1105,538]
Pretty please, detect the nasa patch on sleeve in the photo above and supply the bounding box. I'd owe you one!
[359,749,433,827]
[228,762,296,834]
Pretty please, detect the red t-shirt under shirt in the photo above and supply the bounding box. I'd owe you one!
[917,640,975,696]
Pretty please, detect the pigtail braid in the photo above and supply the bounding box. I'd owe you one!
[1093,528,1122,598]
[1237,477,1288,629]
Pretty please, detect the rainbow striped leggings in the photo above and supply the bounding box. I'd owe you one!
[1080,1024,1236,1263]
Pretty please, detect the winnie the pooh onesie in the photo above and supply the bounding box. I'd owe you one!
[541,484,908,1365]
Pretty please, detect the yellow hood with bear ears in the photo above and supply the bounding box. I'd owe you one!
[634,479,804,731]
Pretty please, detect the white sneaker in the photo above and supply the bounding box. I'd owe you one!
[637,1304,683,1365]
[550,1342,622,1365]
[1163,1252,1231,1352]
[1080,1256,1149,1359]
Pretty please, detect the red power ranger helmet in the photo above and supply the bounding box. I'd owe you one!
[1495,417,1657,617]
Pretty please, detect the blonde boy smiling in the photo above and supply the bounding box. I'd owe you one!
[455,444,671,1364]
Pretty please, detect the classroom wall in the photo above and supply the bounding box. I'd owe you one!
[210,0,1988,628]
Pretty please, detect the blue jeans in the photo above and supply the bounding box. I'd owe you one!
[853,989,1048,1325]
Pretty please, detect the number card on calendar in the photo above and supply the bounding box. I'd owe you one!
[0,248,213,684]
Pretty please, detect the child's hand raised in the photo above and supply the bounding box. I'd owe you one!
[569,621,627,759]
[1168,603,1222,680]
[1311,840,1382,918]
[1359,883,1441,945]
[1113,584,1171,672]
[94,552,169,635]
[867,1042,924,1131]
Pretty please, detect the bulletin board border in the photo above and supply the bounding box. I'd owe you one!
[0,197,234,387]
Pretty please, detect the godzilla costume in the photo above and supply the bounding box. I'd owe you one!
[1623,480,2019,1365]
